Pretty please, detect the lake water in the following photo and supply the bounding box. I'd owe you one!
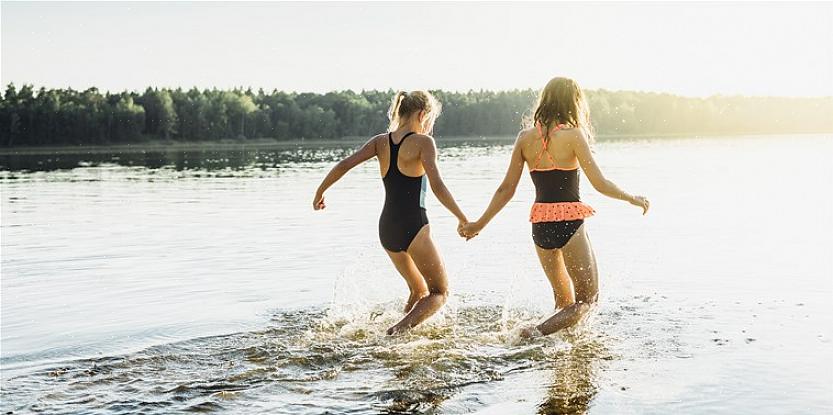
[1,135,832,414]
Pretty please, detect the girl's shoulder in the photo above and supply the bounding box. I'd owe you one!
[369,133,390,147]
[407,133,436,147]
[516,127,538,144]
[559,127,589,143]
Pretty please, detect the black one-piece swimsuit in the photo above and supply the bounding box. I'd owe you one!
[378,132,428,252]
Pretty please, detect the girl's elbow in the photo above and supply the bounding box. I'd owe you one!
[591,180,610,194]
[430,183,449,198]
[497,183,516,195]
[496,186,515,201]
[335,160,352,172]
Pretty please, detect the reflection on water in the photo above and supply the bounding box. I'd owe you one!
[0,139,506,175]
[538,341,601,415]
[0,147,350,174]
[2,135,832,414]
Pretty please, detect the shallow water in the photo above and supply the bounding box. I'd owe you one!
[2,135,832,414]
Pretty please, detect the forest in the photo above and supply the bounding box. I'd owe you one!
[1,84,831,147]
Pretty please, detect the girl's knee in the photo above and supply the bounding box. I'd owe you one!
[409,289,429,301]
[426,276,449,297]
[576,289,598,305]
[429,288,448,302]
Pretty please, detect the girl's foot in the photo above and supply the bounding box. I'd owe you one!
[386,324,406,336]
[519,325,544,339]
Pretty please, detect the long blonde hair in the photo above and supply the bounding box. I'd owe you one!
[526,77,594,142]
[387,90,442,133]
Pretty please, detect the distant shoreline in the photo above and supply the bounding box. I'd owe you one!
[0,132,829,156]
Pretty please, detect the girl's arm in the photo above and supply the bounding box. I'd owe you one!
[462,134,525,237]
[573,130,649,214]
[313,136,378,210]
[419,136,467,223]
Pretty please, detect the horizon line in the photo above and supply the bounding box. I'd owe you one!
[4,82,833,101]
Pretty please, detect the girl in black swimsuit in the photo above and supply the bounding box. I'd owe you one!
[313,91,468,335]
[461,77,650,338]
[379,131,429,252]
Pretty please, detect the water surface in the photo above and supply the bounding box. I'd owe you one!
[2,135,832,413]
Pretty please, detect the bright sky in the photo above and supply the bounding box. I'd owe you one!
[2,1,832,97]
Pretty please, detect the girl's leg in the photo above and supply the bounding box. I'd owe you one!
[561,224,598,305]
[535,248,576,309]
[385,250,429,313]
[387,225,449,335]
[523,224,598,337]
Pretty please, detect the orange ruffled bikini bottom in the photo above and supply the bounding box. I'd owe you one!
[529,202,595,223]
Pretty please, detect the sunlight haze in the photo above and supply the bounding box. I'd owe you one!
[2,1,832,97]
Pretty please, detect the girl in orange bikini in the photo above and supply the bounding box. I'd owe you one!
[461,77,650,338]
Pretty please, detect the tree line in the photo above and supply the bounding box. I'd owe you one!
[1,84,831,147]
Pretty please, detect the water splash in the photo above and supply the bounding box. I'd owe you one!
[1,294,626,415]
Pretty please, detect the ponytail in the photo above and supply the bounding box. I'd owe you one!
[387,91,408,131]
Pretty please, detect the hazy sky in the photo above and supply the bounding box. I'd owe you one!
[2,1,832,97]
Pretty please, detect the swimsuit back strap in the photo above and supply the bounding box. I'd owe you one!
[397,131,416,145]
[388,131,416,174]
[387,132,400,173]
[532,122,562,169]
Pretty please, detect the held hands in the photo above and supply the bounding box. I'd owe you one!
[457,219,484,240]
[629,195,650,215]
[456,219,471,240]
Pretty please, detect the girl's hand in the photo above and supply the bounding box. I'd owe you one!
[630,195,650,215]
[457,220,470,239]
[313,192,326,210]
[456,219,470,239]
[460,221,484,239]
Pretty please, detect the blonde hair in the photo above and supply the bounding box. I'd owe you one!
[526,77,594,142]
[387,90,442,133]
